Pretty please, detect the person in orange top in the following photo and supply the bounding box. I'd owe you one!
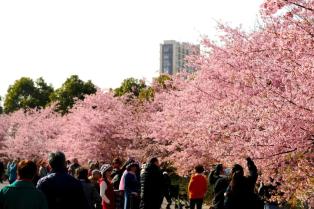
[188,165,208,209]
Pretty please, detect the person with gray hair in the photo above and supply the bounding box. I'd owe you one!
[36,151,89,209]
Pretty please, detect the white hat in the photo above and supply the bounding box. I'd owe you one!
[100,164,112,174]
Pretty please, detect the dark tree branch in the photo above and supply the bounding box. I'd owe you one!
[286,0,314,12]
[254,148,297,160]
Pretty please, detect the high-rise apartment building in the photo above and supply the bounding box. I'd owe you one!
[160,40,200,75]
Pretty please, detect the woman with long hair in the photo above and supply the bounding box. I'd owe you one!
[224,158,263,209]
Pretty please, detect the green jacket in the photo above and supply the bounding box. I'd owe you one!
[0,180,48,209]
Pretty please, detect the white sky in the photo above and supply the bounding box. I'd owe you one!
[0,0,263,97]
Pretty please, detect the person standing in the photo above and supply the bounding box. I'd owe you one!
[7,159,18,184]
[111,158,123,190]
[224,157,262,209]
[77,167,102,209]
[89,169,102,193]
[188,165,208,209]
[0,160,48,209]
[162,171,172,207]
[38,161,49,179]
[119,159,135,192]
[68,158,81,176]
[209,164,224,186]
[0,160,5,183]
[209,164,231,209]
[111,158,123,209]
[118,159,135,209]
[124,163,139,209]
[89,163,97,176]
[37,151,89,209]
[100,164,115,209]
[139,157,164,209]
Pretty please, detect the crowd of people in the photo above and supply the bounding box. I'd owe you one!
[0,152,271,209]
[0,152,167,209]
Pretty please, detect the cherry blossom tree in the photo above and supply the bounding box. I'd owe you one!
[143,0,314,203]
[0,114,11,152]
[56,91,137,162]
[0,0,312,205]
[0,91,137,163]
[0,107,64,160]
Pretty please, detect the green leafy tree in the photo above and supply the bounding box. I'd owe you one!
[114,78,147,97]
[50,75,97,114]
[155,74,171,88]
[4,77,53,113]
[114,77,156,101]
[35,77,54,107]
[139,87,154,101]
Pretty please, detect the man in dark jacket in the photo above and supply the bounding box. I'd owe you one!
[140,157,164,209]
[209,164,223,186]
[37,151,90,209]
[77,167,102,209]
[209,164,231,209]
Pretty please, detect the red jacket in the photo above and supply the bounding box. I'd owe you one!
[188,174,208,199]
[99,178,115,209]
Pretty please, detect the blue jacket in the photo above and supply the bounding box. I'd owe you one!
[7,163,17,182]
[124,172,138,194]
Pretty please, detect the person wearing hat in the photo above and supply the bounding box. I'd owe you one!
[100,164,115,209]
